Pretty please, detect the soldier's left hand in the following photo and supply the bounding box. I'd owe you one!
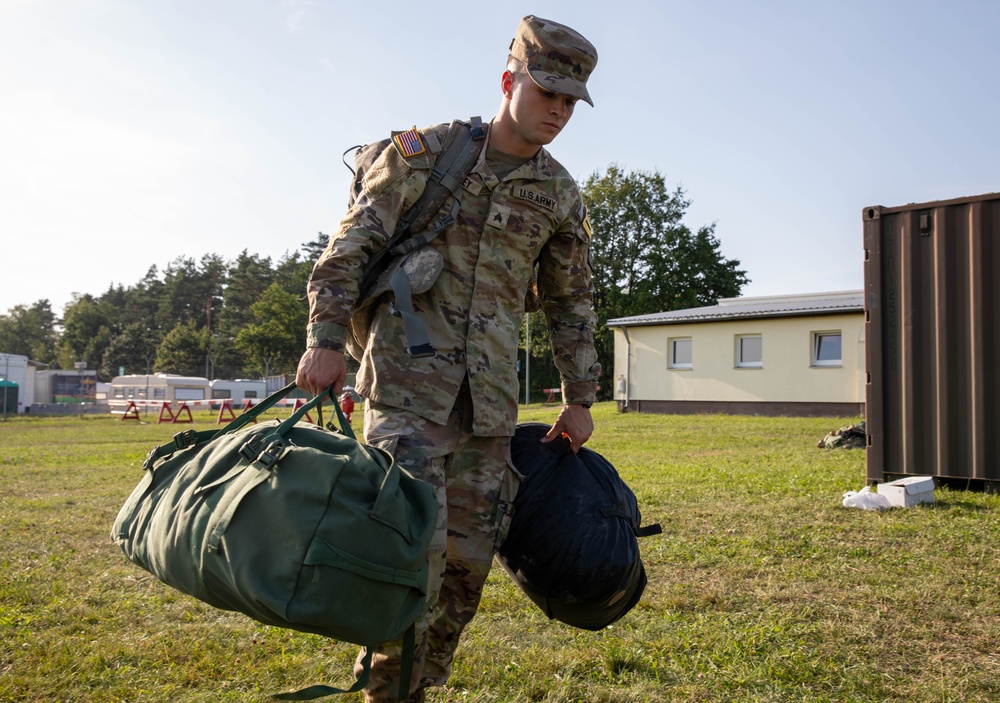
[542,404,594,453]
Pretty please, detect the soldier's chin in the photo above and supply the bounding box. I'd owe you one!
[540,124,562,141]
[532,132,558,147]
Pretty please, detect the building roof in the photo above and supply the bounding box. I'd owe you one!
[606,290,864,328]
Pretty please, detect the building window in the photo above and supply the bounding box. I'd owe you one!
[813,331,842,367]
[669,337,692,369]
[736,335,762,368]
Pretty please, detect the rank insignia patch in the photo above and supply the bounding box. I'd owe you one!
[487,203,511,229]
[394,128,426,158]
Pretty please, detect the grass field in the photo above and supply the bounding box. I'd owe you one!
[2,404,999,702]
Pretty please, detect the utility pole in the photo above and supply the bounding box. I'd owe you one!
[2,354,8,421]
[144,352,153,417]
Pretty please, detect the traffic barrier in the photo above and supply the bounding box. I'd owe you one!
[158,403,176,424]
[172,402,194,424]
[113,397,298,418]
[242,399,258,423]
[122,401,140,422]
[217,400,236,424]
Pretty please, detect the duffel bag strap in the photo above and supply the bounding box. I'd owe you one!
[328,390,355,440]
[142,428,219,470]
[142,383,303,470]
[272,624,416,701]
[269,386,356,442]
[271,647,371,700]
[221,382,302,435]
[314,387,356,441]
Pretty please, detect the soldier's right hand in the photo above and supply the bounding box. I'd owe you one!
[295,347,347,398]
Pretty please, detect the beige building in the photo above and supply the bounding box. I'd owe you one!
[607,291,865,417]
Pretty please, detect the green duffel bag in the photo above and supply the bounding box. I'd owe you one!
[111,383,438,701]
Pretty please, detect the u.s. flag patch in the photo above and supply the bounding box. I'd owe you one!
[394,128,426,158]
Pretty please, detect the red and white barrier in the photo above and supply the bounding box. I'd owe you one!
[116,396,312,423]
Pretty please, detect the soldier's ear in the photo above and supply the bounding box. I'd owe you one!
[501,70,515,100]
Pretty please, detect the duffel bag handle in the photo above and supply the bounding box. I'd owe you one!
[266,386,355,443]
[220,382,302,435]
[146,384,355,470]
[222,383,355,440]
[142,383,307,471]
[328,389,356,440]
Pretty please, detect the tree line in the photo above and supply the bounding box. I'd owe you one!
[0,166,749,401]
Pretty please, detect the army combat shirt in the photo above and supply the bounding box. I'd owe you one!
[306,120,601,437]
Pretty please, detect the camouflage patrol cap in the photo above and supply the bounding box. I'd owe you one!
[509,15,598,107]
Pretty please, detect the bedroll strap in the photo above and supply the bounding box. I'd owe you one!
[272,625,416,701]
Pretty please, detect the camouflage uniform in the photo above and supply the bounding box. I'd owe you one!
[303,15,599,702]
[355,391,518,701]
[307,120,600,431]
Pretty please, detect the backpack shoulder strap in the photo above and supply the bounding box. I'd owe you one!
[349,118,486,359]
[352,118,485,298]
[394,116,486,247]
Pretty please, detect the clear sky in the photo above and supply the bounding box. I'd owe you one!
[2,0,998,317]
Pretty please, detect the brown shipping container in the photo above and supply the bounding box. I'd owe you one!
[864,192,1000,490]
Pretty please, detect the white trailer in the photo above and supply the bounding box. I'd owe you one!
[108,373,210,412]
[210,379,267,404]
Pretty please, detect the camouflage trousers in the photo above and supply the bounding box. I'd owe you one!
[355,389,520,702]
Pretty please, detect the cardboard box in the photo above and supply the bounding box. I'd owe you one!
[879,476,935,508]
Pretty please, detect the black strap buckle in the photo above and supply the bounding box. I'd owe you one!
[430,214,455,233]
[255,439,285,469]
[173,429,198,449]
[142,447,160,471]
[239,435,266,462]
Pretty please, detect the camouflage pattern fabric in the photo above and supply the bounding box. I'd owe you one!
[306,120,601,437]
[817,421,867,450]
[509,15,598,106]
[356,395,519,702]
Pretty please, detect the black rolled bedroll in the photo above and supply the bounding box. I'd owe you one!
[498,423,661,630]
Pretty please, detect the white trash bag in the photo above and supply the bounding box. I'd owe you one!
[842,486,892,511]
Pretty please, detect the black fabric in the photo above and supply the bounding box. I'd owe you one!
[498,423,660,631]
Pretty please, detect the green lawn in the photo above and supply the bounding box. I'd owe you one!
[2,404,998,702]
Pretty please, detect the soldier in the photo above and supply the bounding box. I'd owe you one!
[296,15,601,703]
